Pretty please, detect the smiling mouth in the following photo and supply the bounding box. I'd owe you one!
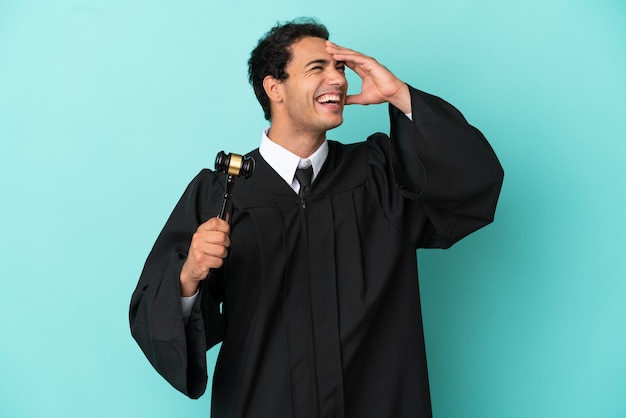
[316,92,343,105]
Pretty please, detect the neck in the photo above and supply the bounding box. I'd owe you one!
[266,124,326,158]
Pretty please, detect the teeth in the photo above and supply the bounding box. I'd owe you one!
[317,94,341,104]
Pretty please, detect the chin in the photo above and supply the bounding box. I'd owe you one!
[326,115,344,130]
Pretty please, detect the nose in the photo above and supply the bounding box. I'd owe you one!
[327,66,347,87]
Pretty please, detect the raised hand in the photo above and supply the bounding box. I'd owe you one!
[325,41,411,114]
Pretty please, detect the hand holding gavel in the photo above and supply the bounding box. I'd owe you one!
[180,151,255,296]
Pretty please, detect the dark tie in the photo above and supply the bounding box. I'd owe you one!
[295,166,313,197]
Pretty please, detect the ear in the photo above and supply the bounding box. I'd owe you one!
[263,75,283,103]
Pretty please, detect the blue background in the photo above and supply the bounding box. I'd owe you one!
[1,1,625,417]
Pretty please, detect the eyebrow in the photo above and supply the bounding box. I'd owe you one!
[305,59,331,68]
[304,59,345,69]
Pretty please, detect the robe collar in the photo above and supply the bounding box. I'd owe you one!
[259,129,329,192]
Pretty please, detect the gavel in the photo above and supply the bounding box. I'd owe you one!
[214,151,255,220]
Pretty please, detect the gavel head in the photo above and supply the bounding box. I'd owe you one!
[215,151,255,179]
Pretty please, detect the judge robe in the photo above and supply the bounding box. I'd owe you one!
[129,86,504,418]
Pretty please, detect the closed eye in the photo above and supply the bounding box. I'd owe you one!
[305,58,330,72]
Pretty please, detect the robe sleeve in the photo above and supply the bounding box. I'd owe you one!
[129,170,225,399]
[373,85,504,249]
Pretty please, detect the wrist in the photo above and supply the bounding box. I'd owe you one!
[180,263,201,297]
[387,82,411,115]
[180,278,199,297]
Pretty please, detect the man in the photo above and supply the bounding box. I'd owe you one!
[130,18,503,418]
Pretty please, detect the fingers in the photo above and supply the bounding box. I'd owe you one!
[190,230,230,261]
[192,217,231,263]
[325,41,363,60]
[198,216,231,235]
[325,41,372,75]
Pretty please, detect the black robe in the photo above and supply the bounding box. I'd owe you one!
[129,86,504,418]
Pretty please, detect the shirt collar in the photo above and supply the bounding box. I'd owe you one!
[259,129,329,190]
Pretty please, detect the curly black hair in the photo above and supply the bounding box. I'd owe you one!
[248,18,329,121]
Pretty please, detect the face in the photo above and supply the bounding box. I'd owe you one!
[275,36,347,135]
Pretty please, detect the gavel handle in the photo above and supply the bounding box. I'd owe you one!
[207,174,235,281]
[217,174,235,220]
